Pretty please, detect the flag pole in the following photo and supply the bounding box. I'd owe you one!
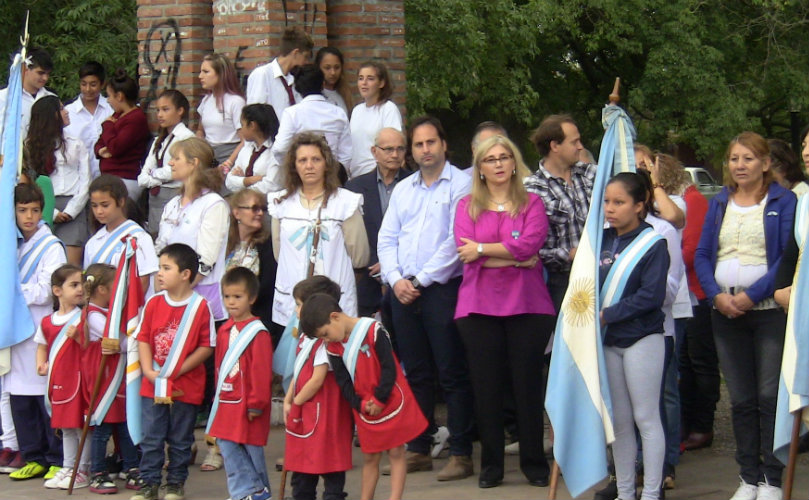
[16,11,29,178]
[548,77,624,500]
[783,408,804,500]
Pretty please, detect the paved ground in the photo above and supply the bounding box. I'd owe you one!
[2,385,808,499]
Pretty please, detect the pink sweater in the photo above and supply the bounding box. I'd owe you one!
[454,193,556,319]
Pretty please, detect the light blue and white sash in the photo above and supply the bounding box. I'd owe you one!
[44,308,82,416]
[342,317,376,383]
[19,234,63,284]
[600,228,662,310]
[90,220,144,265]
[205,319,266,434]
[291,336,317,385]
[154,292,204,403]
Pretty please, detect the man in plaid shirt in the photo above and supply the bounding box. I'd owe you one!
[523,114,597,310]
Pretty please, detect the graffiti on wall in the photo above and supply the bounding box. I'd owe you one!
[213,0,267,15]
[141,19,181,110]
[281,0,319,33]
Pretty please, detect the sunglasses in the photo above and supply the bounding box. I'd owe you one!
[238,205,267,214]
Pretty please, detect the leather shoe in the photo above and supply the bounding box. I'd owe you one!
[381,451,432,476]
[478,478,502,488]
[528,477,550,487]
[681,432,713,451]
[436,455,474,481]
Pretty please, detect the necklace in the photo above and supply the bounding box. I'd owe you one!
[490,198,509,212]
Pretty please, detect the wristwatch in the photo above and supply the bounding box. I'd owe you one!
[409,276,421,289]
[476,243,484,255]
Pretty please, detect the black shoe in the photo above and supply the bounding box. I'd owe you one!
[478,478,502,488]
[594,476,617,500]
[528,477,549,487]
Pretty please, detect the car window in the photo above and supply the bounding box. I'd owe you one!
[696,171,713,185]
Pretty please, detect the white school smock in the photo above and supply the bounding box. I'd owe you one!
[84,219,159,276]
[198,93,245,146]
[65,95,114,178]
[138,122,195,189]
[5,224,66,396]
[349,100,402,179]
[268,188,362,326]
[225,138,283,194]
[49,135,92,219]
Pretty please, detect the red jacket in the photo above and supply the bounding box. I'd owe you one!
[681,185,709,300]
[95,108,150,180]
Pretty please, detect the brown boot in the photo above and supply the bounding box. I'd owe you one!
[381,451,432,475]
[436,455,474,481]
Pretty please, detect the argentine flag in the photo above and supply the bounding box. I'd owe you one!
[545,103,636,498]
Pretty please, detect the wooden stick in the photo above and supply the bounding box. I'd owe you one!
[549,460,560,500]
[783,408,804,500]
[609,77,621,105]
[279,468,288,500]
[68,353,110,494]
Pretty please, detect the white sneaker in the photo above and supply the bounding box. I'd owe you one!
[757,478,783,500]
[729,477,758,500]
[57,469,89,489]
[505,441,520,455]
[44,467,70,489]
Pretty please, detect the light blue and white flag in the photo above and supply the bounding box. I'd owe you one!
[774,193,809,464]
[545,103,636,498]
[0,49,36,357]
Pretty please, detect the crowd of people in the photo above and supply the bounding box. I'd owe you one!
[0,23,807,500]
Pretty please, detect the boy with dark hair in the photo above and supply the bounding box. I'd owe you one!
[280,277,353,500]
[65,61,113,177]
[0,47,55,142]
[207,267,272,500]
[300,293,427,500]
[132,243,215,500]
[246,27,314,118]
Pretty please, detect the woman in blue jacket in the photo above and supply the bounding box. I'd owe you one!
[600,172,670,500]
[694,131,796,500]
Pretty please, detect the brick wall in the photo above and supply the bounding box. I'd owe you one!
[136,0,406,129]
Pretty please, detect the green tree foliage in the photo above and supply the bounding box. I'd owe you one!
[0,0,137,101]
[406,0,809,165]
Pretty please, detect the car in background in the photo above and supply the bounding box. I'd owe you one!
[685,167,722,200]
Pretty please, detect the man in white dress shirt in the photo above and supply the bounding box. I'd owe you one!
[64,61,113,179]
[245,27,313,121]
[0,48,55,149]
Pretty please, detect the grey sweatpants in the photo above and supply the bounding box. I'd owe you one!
[605,333,665,500]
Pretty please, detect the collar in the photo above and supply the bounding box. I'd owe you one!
[251,138,273,151]
[301,94,326,103]
[376,166,404,184]
[411,160,453,186]
[270,58,292,83]
[538,159,586,180]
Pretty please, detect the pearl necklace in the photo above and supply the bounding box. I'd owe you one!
[491,199,509,212]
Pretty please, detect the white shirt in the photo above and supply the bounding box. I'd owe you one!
[349,100,402,179]
[0,86,55,145]
[138,122,195,189]
[64,95,114,178]
[50,136,92,219]
[84,219,159,277]
[322,88,348,116]
[246,58,300,118]
[646,214,685,338]
[225,138,283,194]
[198,93,245,145]
[271,94,352,170]
[5,224,66,395]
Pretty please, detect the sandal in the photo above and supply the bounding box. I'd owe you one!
[199,447,223,471]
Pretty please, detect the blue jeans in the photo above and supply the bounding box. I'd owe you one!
[218,439,269,500]
[712,308,786,487]
[139,397,197,485]
[91,422,139,474]
[389,277,474,456]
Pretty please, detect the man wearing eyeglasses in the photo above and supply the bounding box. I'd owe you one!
[345,127,411,317]
[377,116,475,482]
[524,114,597,311]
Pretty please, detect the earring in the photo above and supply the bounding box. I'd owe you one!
[512,169,516,176]
[479,174,484,180]
[236,219,241,224]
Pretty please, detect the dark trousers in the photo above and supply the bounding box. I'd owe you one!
[546,271,570,314]
[712,308,786,487]
[679,299,720,434]
[9,394,62,466]
[389,277,474,456]
[456,313,554,482]
[291,471,346,500]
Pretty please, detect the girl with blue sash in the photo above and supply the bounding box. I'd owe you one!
[600,172,669,500]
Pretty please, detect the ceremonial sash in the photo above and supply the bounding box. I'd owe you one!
[19,234,63,284]
[600,228,662,310]
[285,336,321,439]
[90,221,144,265]
[342,317,376,383]
[205,319,265,434]
[272,315,299,393]
[154,293,204,404]
[44,309,82,416]
[291,336,317,385]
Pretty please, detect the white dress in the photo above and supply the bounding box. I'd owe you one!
[268,188,362,325]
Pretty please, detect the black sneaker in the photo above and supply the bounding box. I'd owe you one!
[124,468,141,490]
[593,475,617,500]
[89,473,118,494]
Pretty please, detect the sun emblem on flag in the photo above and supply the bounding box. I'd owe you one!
[563,278,595,327]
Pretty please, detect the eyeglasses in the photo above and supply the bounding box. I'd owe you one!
[481,155,514,166]
[376,146,406,155]
[238,205,267,214]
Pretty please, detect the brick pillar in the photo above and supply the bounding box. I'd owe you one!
[326,0,406,118]
[137,0,214,130]
[212,1,327,88]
